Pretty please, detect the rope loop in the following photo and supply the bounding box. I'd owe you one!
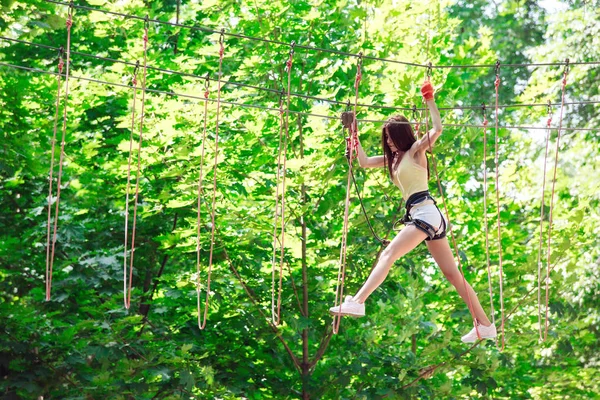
[143,15,149,44]
[204,73,210,98]
[58,47,65,73]
[562,58,569,87]
[219,28,225,59]
[482,103,488,126]
[132,60,140,86]
[354,52,363,89]
[412,105,420,133]
[494,60,501,88]
[278,89,285,114]
[286,41,295,71]
[426,61,433,79]
[66,1,73,29]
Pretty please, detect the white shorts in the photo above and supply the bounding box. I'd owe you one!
[408,199,448,241]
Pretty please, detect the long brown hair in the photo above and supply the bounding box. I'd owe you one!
[382,115,430,179]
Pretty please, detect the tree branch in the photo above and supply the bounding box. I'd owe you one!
[222,246,301,373]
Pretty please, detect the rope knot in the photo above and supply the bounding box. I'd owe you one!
[143,33,148,44]
[546,117,552,128]
[204,90,209,99]
[58,59,64,73]
[132,77,137,86]
[354,69,362,90]
[286,58,293,71]
[219,43,224,59]
[483,118,488,127]
[494,76,500,89]
[66,16,72,30]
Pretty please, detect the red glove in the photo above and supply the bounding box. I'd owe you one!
[421,80,434,101]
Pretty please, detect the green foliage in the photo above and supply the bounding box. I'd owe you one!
[1,0,599,399]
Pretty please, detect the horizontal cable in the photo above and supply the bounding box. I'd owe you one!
[3,36,600,116]
[42,0,600,70]
[0,61,597,133]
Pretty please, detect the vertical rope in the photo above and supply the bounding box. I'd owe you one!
[482,104,498,345]
[271,92,284,324]
[124,17,149,310]
[47,4,73,301]
[423,75,480,338]
[332,52,362,334]
[196,75,210,328]
[412,105,421,138]
[544,59,569,341]
[270,43,295,325]
[537,101,552,340]
[493,61,506,349]
[198,29,225,330]
[45,47,64,301]
[271,91,285,325]
[124,61,139,308]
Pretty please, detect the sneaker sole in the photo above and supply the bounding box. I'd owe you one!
[461,335,497,343]
[328,310,365,318]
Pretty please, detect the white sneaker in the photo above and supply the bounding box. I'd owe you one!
[461,323,497,343]
[329,295,365,317]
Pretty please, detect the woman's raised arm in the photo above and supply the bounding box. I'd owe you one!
[413,81,443,154]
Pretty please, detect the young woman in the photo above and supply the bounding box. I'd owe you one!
[329,80,496,343]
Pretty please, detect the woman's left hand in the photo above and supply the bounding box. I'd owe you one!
[421,80,434,101]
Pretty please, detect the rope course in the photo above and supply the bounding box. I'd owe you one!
[45,3,73,301]
[0,61,596,134]
[0,0,596,388]
[2,36,599,114]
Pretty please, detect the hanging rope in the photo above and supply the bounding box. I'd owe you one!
[197,29,226,329]
[271,42,295,326]
[124,17,149,310]
[537,101,552,340]
[332,53,362,334]
[271,42,295,325]
[45,46,65,301]
[481,103,498,346]
[124,61,139,308]
[47,4,73,301]
[412,105,421,137]
[271,91,285,325]
[493,61,506,349]
[196,74,211,329]
[423,75,480,339]
[544,59,569,340]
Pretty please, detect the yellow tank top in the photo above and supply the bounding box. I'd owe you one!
[391,152,429,200]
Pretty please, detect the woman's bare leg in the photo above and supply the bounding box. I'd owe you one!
[426,237,492,326]
[353,225,428,303]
